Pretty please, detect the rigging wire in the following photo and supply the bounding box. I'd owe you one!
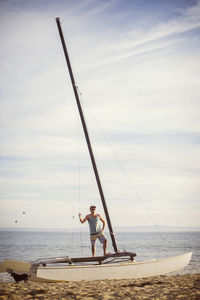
[76,86,165,242]
[75,102,84,256]
[77,119,83,256]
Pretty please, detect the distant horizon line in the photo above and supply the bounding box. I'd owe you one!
[0,225,200,232]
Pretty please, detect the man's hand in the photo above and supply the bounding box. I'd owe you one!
[79,213,89,224]
[79,213,83,223]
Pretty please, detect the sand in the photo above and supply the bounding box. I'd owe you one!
[0,273,199,299]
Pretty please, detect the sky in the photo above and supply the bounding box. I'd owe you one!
[0,0,200,230]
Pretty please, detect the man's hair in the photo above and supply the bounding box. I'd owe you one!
[90,205,96,210]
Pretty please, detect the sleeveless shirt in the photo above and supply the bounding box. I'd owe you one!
[88,215,101,234]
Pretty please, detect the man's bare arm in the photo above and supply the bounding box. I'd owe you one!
[99,215,106,231]
[79,213,89,224]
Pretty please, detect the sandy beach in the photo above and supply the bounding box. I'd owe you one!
[0,273,199,299]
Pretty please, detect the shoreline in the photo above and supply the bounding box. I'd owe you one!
[0,273,199,299]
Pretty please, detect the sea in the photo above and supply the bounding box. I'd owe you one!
[0,230,199,282]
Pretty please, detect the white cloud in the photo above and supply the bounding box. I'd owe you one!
[0,0,200,228]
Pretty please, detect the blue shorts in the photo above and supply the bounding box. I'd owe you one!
[90,232,106,246]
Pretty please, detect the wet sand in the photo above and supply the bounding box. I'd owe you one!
[0,273,199,299]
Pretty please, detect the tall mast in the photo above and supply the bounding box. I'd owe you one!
[56,17,118,253]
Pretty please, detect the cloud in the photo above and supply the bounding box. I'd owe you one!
[0,0,200,228]
[74,0,200,71]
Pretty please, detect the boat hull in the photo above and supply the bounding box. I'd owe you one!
[36,251,192,281]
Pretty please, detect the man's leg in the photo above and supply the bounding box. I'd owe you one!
[103,239,107,256]
[90,235,97,257]
[98,233,108,256]
[92,245,95,257]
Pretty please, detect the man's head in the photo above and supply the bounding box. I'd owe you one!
[90,205,96,212]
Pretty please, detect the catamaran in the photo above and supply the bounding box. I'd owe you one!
[0,18,192,282]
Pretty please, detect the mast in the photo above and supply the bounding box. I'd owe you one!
[56,17,118,253]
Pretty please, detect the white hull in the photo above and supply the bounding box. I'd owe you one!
[37,252,192,281]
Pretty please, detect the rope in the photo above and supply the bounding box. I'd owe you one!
[75,107,84,256]
[76,86,164,242]
[77,117,84,256]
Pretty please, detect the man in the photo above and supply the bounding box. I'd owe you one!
[78,205,108,257]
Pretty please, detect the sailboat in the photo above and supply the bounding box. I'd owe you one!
[0,18,192,282]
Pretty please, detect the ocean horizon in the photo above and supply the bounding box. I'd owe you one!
[1,225,200,232]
